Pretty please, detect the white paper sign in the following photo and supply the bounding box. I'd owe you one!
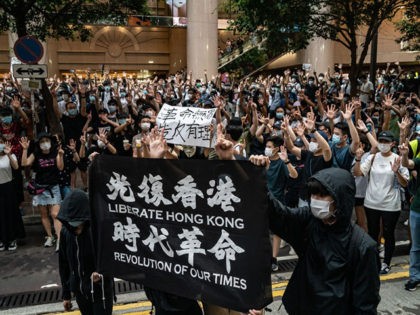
[157,104,216,148]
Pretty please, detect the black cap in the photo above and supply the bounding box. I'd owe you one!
[377,130,394,142]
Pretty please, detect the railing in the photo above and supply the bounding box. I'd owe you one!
[218,37,267,69]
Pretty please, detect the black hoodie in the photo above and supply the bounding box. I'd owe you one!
[269,168,380,315]
[57,189,113,303]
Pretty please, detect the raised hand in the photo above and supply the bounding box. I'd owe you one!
[398,139,410,156]
[249,154,270,167]
[80,133,86,144]
[382,94,393,109]
[326,104,337,120]
[295,123,306,137]
[11,95,21,110]
[355,143,364,160]
[67,139,77,151]
[356,119,368,133]
[391,156,402,173]
[19,137,30,150]
[58,145,65,156]
[148,127,168,159]
[97,129,108,143]
[341,103,355,121]
[4,141,12,155]
[397,116,411,131]
[215,123,234,161]
[303,112,315,132]
[279,146,289,161]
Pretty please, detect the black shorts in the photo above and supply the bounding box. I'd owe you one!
[77,157,89,172]
[355,197,365,207]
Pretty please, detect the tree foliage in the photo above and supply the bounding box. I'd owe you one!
[395,3,420,58]
[229,0,417,94]
[0,0,149,40]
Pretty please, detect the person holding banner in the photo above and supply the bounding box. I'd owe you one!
[250,154,381,314]
[58,189,114,315]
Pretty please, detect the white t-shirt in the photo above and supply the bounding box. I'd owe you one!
[0,154,17,184]
[360,81,373,104]
[361,152,409,211]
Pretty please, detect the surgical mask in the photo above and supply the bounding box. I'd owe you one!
[308,80,314,85]
[416,125,420,132]
[2,116,12,124]
[119,119,127,125]
[318,76,324,82]
[276,112,284,119]
[291,78,296,83]
[199,87,206,94]
[310,198,333,219]
[332,134,341,145]
[40,142,51,151]
[140,123,150,131]
[108,105,117,113]
[6,87,13,92]
[68,109,78,116]
[105,86,111,92]
[308,142,319,152]
[377,143,391,153]
[120,92,126,98]
[0,144,5,152]
[97,140,106,149]
[416,114,420,122]
[264,147,274,157]
[89,95,96,102]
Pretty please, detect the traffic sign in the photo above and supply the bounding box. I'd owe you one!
[12,64,48,79]
[21,79,42,90]
[13,36,44,64]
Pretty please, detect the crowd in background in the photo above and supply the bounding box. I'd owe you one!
[0,62,419,293]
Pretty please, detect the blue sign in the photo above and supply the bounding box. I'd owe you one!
[13,36,44,64]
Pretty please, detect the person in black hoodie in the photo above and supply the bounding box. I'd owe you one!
[57,189,114,315]
[249,157,381,314]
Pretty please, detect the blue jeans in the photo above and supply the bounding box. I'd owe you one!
[409,210,420,281]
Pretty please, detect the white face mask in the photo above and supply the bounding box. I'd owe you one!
[40,142,51,151]
[140,123,151,131]
[264,147,273,157]
[377,143,391,153]
[308,142,319,152]
[310,198,333,220]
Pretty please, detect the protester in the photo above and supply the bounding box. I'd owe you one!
[58,189,114,315]
[20,133,64,250]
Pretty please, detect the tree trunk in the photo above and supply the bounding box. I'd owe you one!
[349,46,359,97]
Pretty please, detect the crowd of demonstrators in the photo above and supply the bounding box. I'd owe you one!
[0,61,419,312]
[218,36,246,59]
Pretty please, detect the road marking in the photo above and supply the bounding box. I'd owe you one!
[48,266,410,314]
[40,284,59,289]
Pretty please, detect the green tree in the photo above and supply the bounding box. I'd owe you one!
[0,0,149,135]
[395,4,420,60]
[229,0,417,96]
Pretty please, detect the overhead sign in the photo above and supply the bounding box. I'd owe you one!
[21,79,42,90]
[12,64,47,79]
[13,36,44,64]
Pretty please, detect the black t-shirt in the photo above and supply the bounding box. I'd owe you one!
[34,151,60,185]
[299,150,332,200]
[61,114,87,145]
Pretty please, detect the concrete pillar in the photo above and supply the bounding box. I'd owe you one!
[45,38,60,78]
[169,28,187,74]
[187,0,218,81]
[303,38,335,75]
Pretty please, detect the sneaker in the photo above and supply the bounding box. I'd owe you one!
[44,236,54,247]
[405,279,420,291]
[271,257,279,272]
[280,239,288,249]
[8,240,17,251]
[289,247,296,256]
[380,263,390,275]
[0,242,4,251]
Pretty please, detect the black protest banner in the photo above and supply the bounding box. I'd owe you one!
[89,155,272,312]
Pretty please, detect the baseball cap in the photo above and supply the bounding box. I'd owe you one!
[377,130,394,142]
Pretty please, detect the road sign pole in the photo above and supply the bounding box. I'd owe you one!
[31,90,37,140]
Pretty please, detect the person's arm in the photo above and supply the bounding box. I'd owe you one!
[114,117,132,134]
[58,232,72,311]
[305,110,331,161]
[357,120,378,150]
[283,129,301,159]
[400,141,415,169]
[279,146,298,179]
[19,137,35,166]
[341,103,360,154]
[351,239,381,314]
[4,143,18,170]
[57,146,64,171]
[52,91,63,119]
[11,96,29,124]
[249,102,259,136]
[382,94,393,131]
[78,85,88,117]
[67,139,80,163]
[391,156,408,188]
